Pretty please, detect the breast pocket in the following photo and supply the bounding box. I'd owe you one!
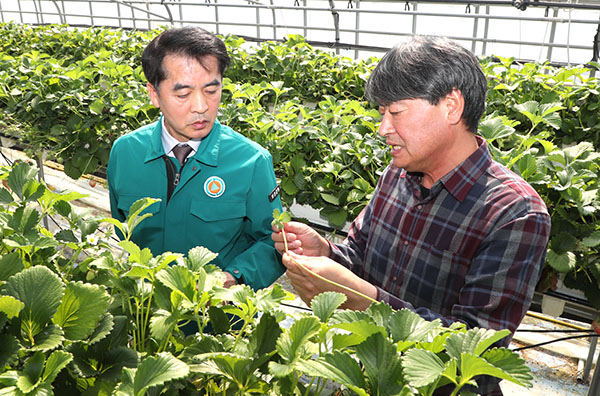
[408,242,471,310]
[189,200,246,252]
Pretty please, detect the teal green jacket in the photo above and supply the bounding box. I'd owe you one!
[107,118,284,289]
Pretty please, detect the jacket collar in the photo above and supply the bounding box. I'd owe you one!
[144,116,222,167]
[192,119,221,167]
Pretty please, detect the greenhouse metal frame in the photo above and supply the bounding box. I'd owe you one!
[1,0,600,66]
[3,1,600,394]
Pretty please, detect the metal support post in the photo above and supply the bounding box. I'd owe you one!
[328,0,340,54]
[588,358,600,396]
[584,332,598,383]
[354,0,360,58]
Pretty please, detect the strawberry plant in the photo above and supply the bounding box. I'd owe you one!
[0,161,533,395]
[480,110,600,307]
[223,34,377,102]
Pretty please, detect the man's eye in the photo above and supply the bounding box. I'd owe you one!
[379,106,404,117]
[177,93,189,99]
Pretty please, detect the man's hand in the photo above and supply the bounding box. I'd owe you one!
[271,221,330,257]
[283,251,377,311]
[223,271,237,288]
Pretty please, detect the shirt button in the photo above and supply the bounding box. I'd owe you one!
[192,166,197,171]
[417,205,423,210]
[404,240,409,246]
[392,276,397,281]
[233,269,240,274]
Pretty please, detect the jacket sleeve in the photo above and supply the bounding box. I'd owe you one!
[223,151,285,290]
[107,141,126,222]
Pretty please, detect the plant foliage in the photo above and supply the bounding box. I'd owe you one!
[1,22,600,332]
[0,161,531,395]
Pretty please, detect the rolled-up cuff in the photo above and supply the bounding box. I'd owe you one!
[376,287,408,311]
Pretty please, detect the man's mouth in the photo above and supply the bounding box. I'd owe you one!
[191,120,207,128]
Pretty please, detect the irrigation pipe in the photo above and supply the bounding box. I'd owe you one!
[526,310,591,331]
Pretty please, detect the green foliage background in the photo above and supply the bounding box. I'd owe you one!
[1,23,600,306]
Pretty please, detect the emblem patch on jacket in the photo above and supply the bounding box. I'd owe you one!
[204,176,225,198]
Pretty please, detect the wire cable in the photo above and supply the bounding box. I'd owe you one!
[0,149,14,167]
[517,328,595,333]
[280,300,312,311]
[511,333,600,352]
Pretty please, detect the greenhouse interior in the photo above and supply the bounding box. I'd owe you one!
[1,0,600,395]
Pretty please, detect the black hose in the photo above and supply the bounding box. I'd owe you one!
[512,333,600,352]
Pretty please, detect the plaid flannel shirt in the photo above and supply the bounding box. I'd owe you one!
[330,136,550,395]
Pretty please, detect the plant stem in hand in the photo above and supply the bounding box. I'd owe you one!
[281,228,377,305]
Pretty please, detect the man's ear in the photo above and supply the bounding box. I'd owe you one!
[445,89,464,126]
[147,82,160,108]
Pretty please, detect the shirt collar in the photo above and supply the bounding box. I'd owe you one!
[144,116,222,167]
[160,117,201,158]
[403,135,492,202]
[439,135,492,202]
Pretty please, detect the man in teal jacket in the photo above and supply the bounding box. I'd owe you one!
[107,26,284,290]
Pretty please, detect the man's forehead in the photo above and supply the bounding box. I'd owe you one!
[381,100,412,109]
[160,54,222,90]
[171,79,221,91]
[163,53,220,74]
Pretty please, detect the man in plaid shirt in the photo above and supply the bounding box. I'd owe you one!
[272,35,550,395]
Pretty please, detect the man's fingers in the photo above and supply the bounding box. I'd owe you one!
[272,226,297,243]
[283,252,310,275]
[285,268,302,282]
[282,252,292,269]
[282,252,301,271]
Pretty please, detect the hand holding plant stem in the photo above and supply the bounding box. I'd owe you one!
[272,209,377,305]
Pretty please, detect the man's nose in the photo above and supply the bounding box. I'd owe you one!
[191,92,208,113]
[378,112,394,137]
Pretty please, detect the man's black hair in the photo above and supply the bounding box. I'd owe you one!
[142,26,230,89]
[365,35,487,133]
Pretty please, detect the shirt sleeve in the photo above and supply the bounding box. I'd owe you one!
[329,205,369,272]
[377,209,550,338]
[331,171,551,340]
[329,170,382,275]
[223,151,285,290]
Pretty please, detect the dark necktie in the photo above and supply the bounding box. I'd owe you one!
[172,144,193,167]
